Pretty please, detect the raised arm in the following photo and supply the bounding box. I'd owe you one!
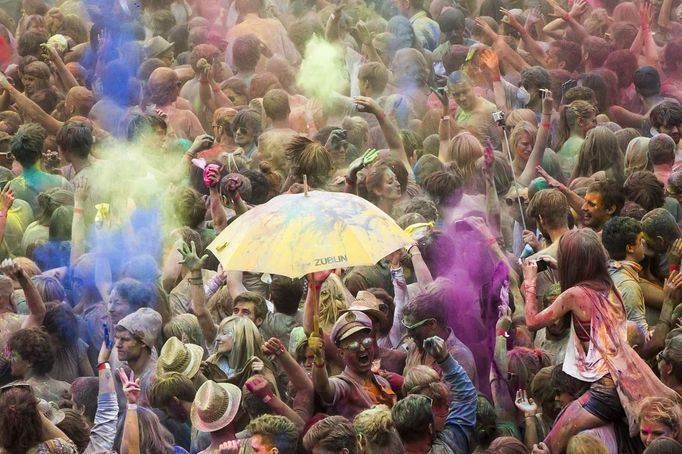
[424,336,477,450]
[522,260,573,331]
[308,331,335,403]
[118,368,141,454]
[546,0,590,44]
[0,75,63,134]
[501,8,547,67]
[518,92,553,186]
[1,259,46,328]
[354,96,413,177]
[536,166,585,219]
[638,271,682,359]
[178,241,217,345]
[262,337,314,428]
[246,374,306,429]
[43,44,80,92]
[479,49,508,113]
[70,178,89,264]
[0,186,14,252]
[86,338,119,453]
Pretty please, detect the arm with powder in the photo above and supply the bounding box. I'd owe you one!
[84,340,119,453]
[43,44,79,92]
[0,75,63,134]
[178,241,217,345]
[518,93,553,186]
[0,259,46,329]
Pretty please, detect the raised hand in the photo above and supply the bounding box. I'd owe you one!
[353,96,382,117]
[474,17,498,41]
[117,368,141,405]
[307,332,325,359]
[568,0,588,18]
[663,270,682,301]
[668,238,682,268]
[522,230,540,251]
[219,440,242,454]
[0,258,22,280]
[522,259,538,285]
[177,240,208,272]
[262,337,287,357]
[73,177,89,206]
[500,8,523,31]
[496,304,513,334]
[532,442,550,453]
[536,166,563,189]
[541,89,554,115]
[0,185,14,213]
[423,336,447,362]
[245,375,274,401]
[515,389,538,416]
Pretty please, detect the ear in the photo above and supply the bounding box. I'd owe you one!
[271,448,279,454]
[661,361,673,377]
[606,205,617,216]
[255,317,264,327]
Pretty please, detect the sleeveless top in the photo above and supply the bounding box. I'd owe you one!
[563,285,681,434]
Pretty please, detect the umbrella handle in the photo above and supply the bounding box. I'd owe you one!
[303,174,309,196]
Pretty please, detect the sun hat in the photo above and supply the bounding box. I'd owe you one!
[117,308,162,349]
[144,36,174,59]
[330,310,373,345]
[190,380,241,432]
[156,336,204,379]
[37,399,65,425]
[340,291,389,333]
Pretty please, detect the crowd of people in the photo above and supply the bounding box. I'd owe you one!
[1,0,682,452]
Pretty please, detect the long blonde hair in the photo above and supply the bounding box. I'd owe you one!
[624,137,652,178]
[447,132,483,185]
[556,100,597,152]
[571,126,624,183]
[216,316,266,371]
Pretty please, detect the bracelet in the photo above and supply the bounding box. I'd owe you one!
[314,360,325,368]
[262,394,273,403]
[441,115,450,121]
[524,414,537,419]
[376,111,386,122]
[541,122,550,129]
[97,362,110,371]
[485,237,497,247]
[492,74,501,82]
[345,177,356,185]
[212,85,222,94]
[671,265,679,273]
[73,207,84,214]
[127,404,138,410]
[188,277,203,285]
[233,192,242,202]
[562,13,571,22]
[496,329,509,338]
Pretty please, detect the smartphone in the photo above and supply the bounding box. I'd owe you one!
[454,220,472,232]
[103,323,113,349]
[535,258,549,273]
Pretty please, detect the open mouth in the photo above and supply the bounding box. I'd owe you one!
[357,352,370,365]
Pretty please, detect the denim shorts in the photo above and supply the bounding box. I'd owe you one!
[578,375,626,422]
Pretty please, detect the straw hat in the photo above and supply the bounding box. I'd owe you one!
[340,291,389,333]
[144,36,174,59]
[190,380,241,433]
[156,337,204,379]
[37,399,65,425]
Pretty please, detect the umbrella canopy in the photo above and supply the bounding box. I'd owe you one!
[207,190,412,278]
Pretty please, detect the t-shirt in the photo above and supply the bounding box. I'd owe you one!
[557,136,584,178]
[8,166,71,212]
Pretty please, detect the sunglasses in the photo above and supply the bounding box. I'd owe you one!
[342,337,373,352]
[402,317,435,331]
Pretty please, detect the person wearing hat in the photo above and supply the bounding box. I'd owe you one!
[115,307,162,407]
[191,380,242,453]
[157,336,204,381]
[308,310,397,421]
[144,35,175,66]
[340,290,406,374]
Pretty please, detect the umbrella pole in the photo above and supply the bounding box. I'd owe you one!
[303,174,309,196]
[311,273,320,335]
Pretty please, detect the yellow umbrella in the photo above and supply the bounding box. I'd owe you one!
[207,190,412,278]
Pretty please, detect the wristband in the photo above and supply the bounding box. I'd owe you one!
[541,121,550,129]
[262,394,273,403]
[376,111,386,122]
[562,13,570,21]
[345,177,356,185]
[492,74,501,82]
[212,85,222,94]
[314,360,325,368]
[73,207,84,214]
[671,265,679,273]
[97,362,110,371]
[233,191,242,202]
[485,237,497,247]
[127,404,138,410]
[441,115,450,121]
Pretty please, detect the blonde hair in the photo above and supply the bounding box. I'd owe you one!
[624,137,652,178]
[510,121,538,159]
[638,397,682,438]
[402,365,449,407]
[216,316,264,370]
[447,132,483,185]
[507,109,537,129]
[571,126,624,183]
[556,100,597,151]
[567,433,608,454]
[354,406,399,449]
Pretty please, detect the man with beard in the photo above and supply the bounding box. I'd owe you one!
[308,310,396,420]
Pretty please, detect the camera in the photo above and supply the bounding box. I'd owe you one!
[492,111,505,125]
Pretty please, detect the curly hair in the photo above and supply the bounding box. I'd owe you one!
[623,171,665,212]
[638,397,682,437]
[354,406,400,449]
[0,386,42,453]
[111,278,154,314]
[601,216,642,261]
[8,327,55,375]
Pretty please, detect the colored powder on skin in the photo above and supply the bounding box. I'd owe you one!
[296,35,349,109]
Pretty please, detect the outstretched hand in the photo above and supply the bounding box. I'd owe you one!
[177,240,208,272]
[515,389,538,416]
[0,258,23,280]
[0,184,14,213]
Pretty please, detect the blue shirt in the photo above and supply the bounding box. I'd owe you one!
[8,165,71,212]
